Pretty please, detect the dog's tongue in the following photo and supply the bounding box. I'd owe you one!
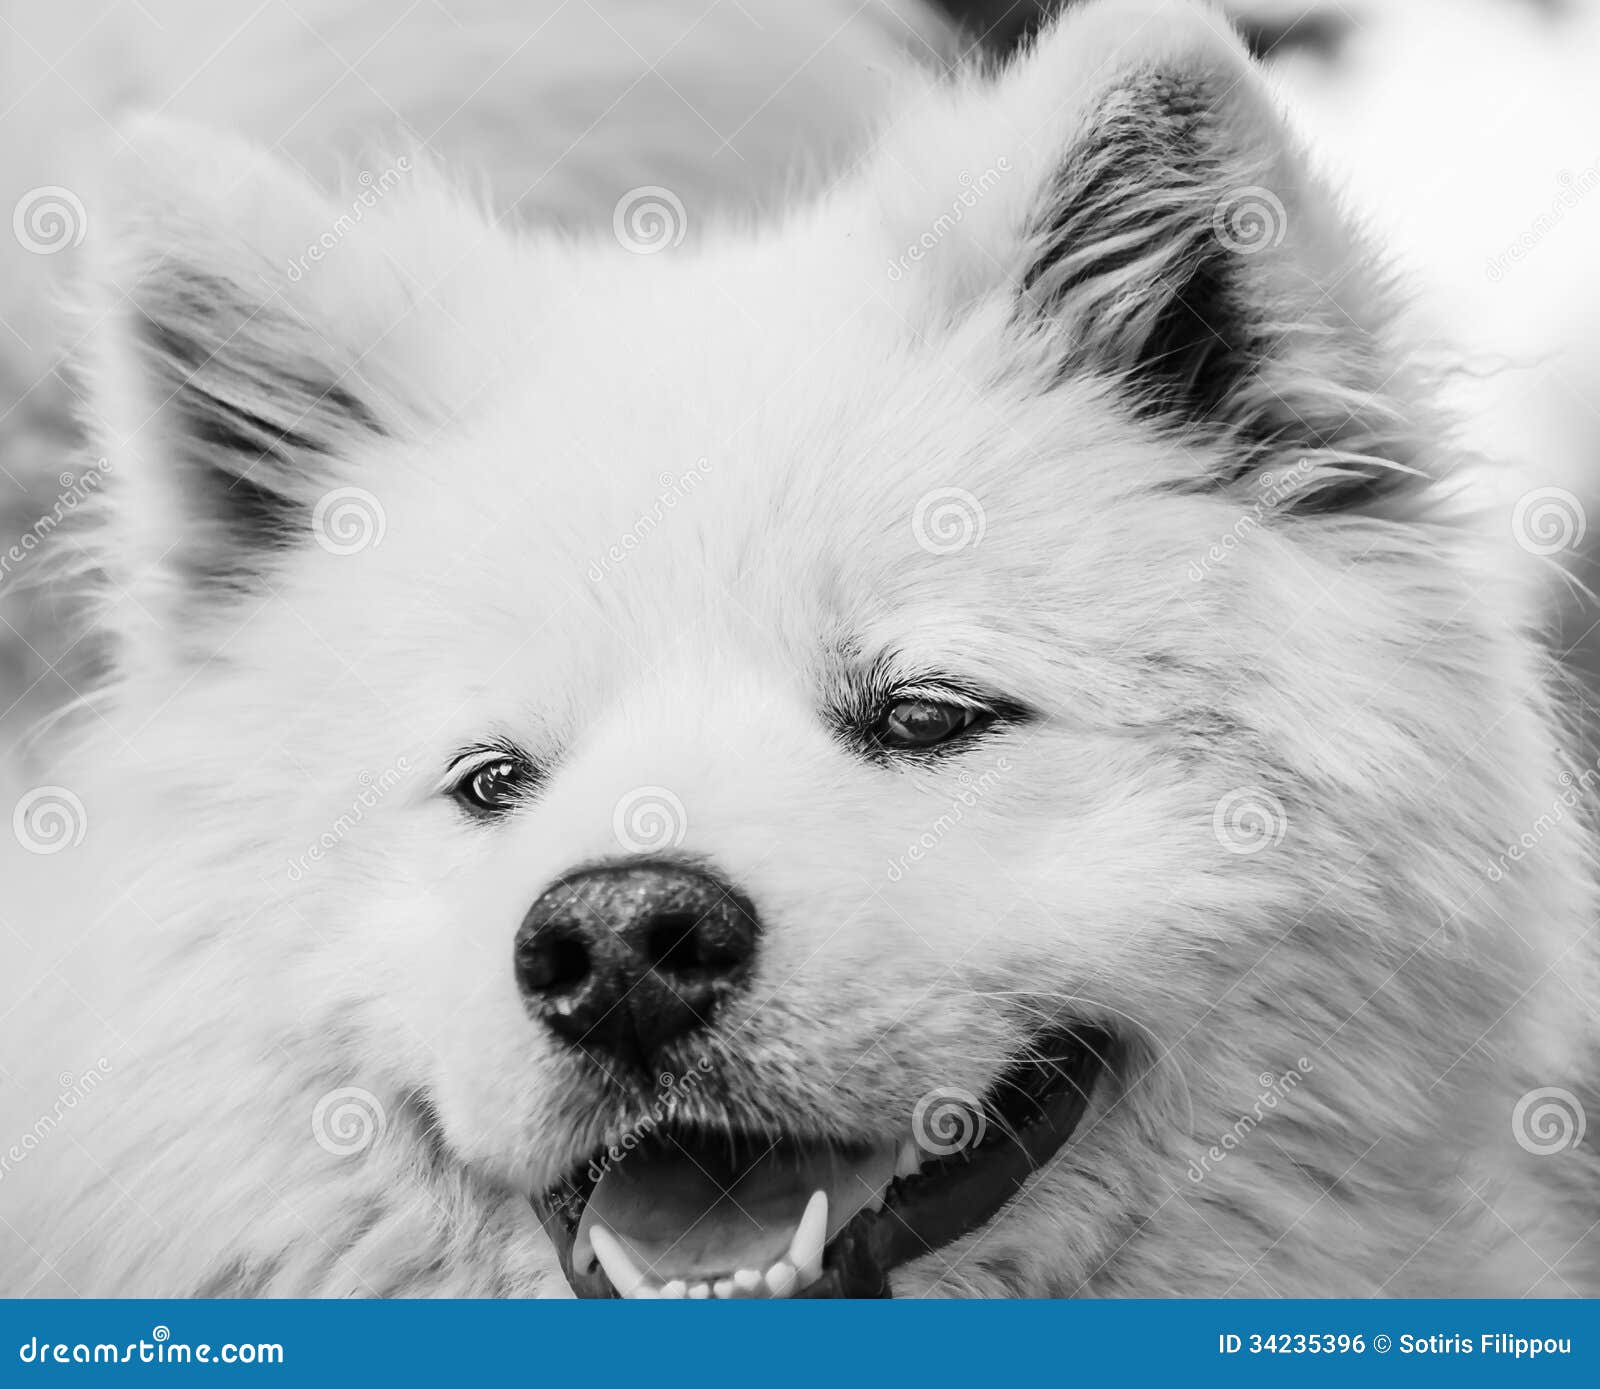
[576,1138,895,1281]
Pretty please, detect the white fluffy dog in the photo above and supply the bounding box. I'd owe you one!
[1,0,1596,1298]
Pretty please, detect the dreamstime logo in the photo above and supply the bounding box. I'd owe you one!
[586,1057,715,1185]
[886,755,1011,882]
[1211,186,1287,255]
[12,786,87,855]
[1510,486,1586,557]
[587,458,713,582]
[283,760,413,882]
[0,1058,114,1183]
[912,487,986,555]
[0,458,113,587]
[310,1086,387,1157]
[885,157,1012,280]
[613,186,687,254]
[911,1087,987,1157]
[612,786,688,853]
[1211,787,1287,856]
[311,486,386,555]
[1511,1086,1586,1156]
[1485,159,1600,282]
[285,156,412,281]
[1187,1058,1314,1183]
[13,185,87,254]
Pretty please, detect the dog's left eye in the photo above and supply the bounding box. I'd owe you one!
[873,698,983,750]
[451,754,538,815]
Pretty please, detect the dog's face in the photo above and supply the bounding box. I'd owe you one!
[79,1,1553,1296]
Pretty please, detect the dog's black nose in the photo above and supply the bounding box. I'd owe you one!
[514,861,759,1069]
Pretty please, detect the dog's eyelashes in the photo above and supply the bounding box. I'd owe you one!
[449,751,541,817]
[872,698,987,751]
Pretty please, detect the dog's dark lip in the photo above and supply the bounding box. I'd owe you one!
[530,1026,1110,1298]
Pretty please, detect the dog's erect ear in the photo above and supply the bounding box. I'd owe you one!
[869,0,1423,512]
[73,118,508,647]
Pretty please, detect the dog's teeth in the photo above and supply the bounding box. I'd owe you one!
[732,1268,763,1293]
[687,1282,712,1299]
[896,1139,922,1178]
[765,1258,799,1298]
[660,1279,688,1299]
[712,1277,737,1299]
[789,1189,828,1285]
[589,1225,650,1299]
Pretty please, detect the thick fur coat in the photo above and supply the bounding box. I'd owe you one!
[1,0,1596,1297]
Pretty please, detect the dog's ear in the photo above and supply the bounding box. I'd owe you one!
[72,118,507,650]
[870,0,1424,513]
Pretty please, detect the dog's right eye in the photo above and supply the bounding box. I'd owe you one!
[449,751,539,816]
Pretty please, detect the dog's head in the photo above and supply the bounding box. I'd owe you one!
[74,0,1573,1297]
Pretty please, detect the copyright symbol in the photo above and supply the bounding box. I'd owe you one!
[1374,1334,1391,1353]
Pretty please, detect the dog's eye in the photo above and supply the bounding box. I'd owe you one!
[451,754,538,815]
[873,698,982,750]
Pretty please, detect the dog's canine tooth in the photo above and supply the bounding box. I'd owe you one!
[895,1140,922,1178]
[765,1258,799,1297]
[790,1189,828,1285]
[589,1225,650,1299]
[732,1268,763,1293]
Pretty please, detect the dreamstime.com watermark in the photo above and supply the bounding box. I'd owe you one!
[0,459,112,586]
[1484,158,1600,283]
[0,1060,113,1183]
[885,158,1011,281]
[12,185,87,254]
[12,786,88,856]
[587,459,712,582]
[284,760,412,882]
[1188,459,1313,581]
[1511,1086,1587,1156]
[612,786,689,854]
[1187,1058,1314,1183]
[1483,759,1600,882]
[585,1057,715,1184]
[886,756,1011,881]
[285,158,412,281]
[17,1327,283,1366]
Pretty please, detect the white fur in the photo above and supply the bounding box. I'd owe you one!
[1,0,1596,1298]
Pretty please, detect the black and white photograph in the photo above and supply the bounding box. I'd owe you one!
[0,0,1596,1326]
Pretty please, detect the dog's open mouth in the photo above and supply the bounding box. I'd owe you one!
[531,1027,1108,1298]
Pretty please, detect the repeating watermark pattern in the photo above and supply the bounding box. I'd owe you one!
[1187,459,1313,581]
[612,786,688,854]
[912,487,986,555]
[1511,1086,1586,1156]
[613,186,687,254]
[1211,186,1287,255]
[587,459,713,582]
[885,157,1012,281]
[285,157,412,281]
[1187,1058,1314,1183]
[886,755,1011,882]
[12,786,88,855]
[585,1057,715,1185]
[0,1060,113,1183]
[284,760,413,882]
[13,185,87,254]
[1211,787,1287,856]
[311,486,386,555]
[0,459,113,587]
[1510,485,1586,557]
[310,1086,387,1157]
[1483,761,1599,882]
[1485,158,1600,282]
[911,1087,988,1156]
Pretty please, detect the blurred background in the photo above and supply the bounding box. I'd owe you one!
[3,0,1600,768]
